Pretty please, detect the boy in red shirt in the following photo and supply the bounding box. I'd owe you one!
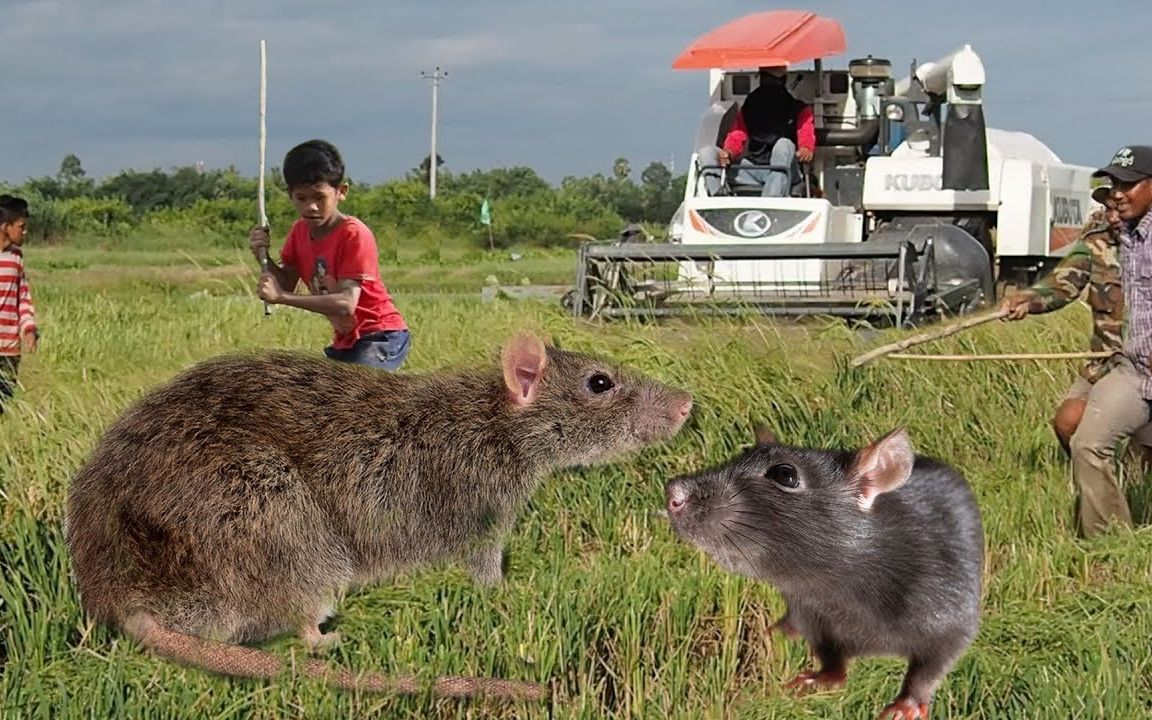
[0,194,38,413]
[249,139,410,370]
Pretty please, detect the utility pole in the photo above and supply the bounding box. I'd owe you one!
[420,65,447,200]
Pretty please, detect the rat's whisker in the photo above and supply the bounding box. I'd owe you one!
[727,487,751,504]
[721,520,774,557]
[727,508,776,521]
[721,531,757,574]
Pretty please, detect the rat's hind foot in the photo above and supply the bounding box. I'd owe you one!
[877,698,930,719]
[300,625,342,654]
[769,614,799,639]
[783,667,846,695]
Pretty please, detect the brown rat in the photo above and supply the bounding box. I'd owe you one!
[664,423,983,719]
[64,331,693,701]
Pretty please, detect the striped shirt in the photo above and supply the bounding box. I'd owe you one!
[0,245,36,356]
[1119,207,1152,398]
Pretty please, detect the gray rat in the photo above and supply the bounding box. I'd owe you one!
[663,423,983,719]
[64,331,693,701]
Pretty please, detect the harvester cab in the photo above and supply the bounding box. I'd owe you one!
[568,10,1101,326]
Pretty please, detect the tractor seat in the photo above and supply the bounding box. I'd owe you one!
[722,167,821,199]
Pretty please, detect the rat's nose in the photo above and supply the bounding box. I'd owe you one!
[676,396,693,419]
[666,393,692,428]
[666,484,689,514]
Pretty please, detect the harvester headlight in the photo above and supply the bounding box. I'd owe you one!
[885,104,904,122]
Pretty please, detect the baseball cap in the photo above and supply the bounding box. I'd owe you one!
[1092,185,1111,205]
[1093,145,1152,183]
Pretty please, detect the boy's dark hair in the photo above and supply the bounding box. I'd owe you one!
[282,140,345,190]
[0,194,29,224]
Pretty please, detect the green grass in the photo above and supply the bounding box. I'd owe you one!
[2,245,1151,719]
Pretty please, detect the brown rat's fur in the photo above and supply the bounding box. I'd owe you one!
[65,332,693,701]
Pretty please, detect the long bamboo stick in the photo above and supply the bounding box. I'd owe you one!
[257,39,271,317]
[886,351,1113,362]
[848,308,1010,368]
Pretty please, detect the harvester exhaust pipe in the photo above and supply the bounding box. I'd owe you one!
[815,55,890,149]
[940,45,988,191]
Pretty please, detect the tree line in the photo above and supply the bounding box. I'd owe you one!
[0,153,689,252]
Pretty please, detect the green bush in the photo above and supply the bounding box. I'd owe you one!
[4,157,684,254]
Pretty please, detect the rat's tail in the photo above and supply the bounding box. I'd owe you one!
[121,612,549,702]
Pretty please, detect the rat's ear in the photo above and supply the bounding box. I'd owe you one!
[848,427,914,511]
[752,421,777,446]
[501,332,548,408]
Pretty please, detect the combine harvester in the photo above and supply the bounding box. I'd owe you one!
[566,10,1100,327]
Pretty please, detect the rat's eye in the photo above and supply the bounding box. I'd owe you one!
[586,372,615,394]
[766,463,800,489]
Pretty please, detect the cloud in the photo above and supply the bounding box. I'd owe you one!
[415,32,518,69]
[0,0,1147,186]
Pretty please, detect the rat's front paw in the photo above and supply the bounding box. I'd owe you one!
[301,626,343,654]
[783,668,846,695]
[877,698,930,719]
[468,545,505,587]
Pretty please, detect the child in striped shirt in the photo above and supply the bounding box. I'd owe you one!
[0,194,37,414]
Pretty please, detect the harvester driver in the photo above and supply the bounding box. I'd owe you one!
[697,65,816,198]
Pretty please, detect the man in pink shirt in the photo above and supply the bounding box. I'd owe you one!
[697,66,816,197]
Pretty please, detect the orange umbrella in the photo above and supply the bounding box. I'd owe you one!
[672,10,846,70]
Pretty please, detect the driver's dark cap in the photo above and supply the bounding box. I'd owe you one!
[1093,145,1152,183]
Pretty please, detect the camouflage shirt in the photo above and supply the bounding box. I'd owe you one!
[1024,209,1123,382]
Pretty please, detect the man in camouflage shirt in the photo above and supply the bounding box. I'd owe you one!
[1001,186,1152,457]
[1003,145,1152,537]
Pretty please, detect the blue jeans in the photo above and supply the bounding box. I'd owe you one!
[697,139,798,197]
[324,329,410,371]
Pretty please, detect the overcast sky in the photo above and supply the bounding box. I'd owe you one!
[1,0,1148,185]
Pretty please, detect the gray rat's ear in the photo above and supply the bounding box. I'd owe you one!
[501,332,548,408]
[849,427,914,511]
[752,421,777,446]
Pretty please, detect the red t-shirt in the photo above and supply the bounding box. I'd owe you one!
[279,216,407,350]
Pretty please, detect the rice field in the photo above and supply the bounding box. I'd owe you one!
[2,244,1150,719]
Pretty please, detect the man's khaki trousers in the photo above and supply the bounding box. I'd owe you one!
[1069,354,1147,536]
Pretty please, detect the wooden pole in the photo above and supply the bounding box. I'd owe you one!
[885,351,1113,362]
[257,39,271,317]
[848,308,1010,368]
